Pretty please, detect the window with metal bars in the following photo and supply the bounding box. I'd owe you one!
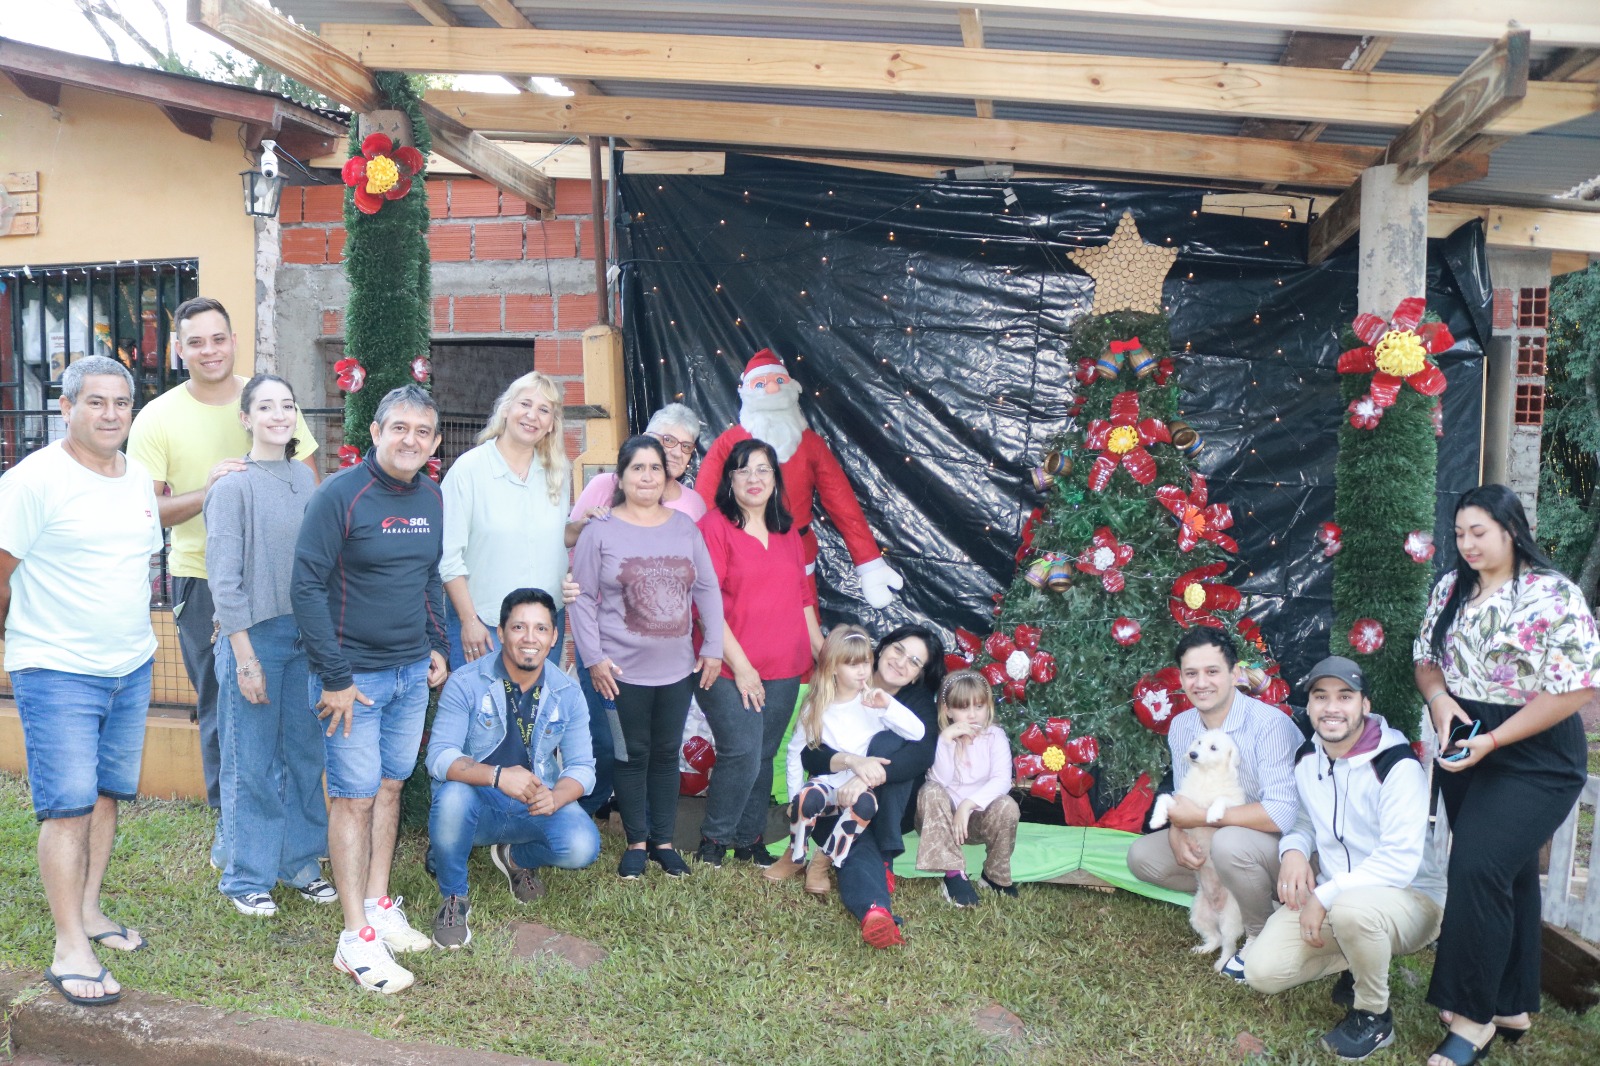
[0,259,198,473]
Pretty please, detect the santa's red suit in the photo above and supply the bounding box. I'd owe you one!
[697,350,902,607]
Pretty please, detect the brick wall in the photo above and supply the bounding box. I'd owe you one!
[273,177,605,466]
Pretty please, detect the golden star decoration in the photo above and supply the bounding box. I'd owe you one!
[1067,211,1179,315]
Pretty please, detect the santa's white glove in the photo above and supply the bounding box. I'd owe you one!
[855,558,904,609]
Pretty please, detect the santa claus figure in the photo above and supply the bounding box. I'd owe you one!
[697,349,903,608]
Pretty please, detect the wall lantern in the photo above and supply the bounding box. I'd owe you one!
[240,140,285,218]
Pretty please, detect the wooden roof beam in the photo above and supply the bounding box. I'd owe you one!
[318,23,1596,136]
[425,89,1405,190]
[909,1,1600,48]
[1307,30,1530,264]
[956,9,994,120]
[1429,202,1600,255]
[0,35,341,136]
[187,0,553,213]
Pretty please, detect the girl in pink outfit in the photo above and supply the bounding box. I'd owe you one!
[914,670,1021,907]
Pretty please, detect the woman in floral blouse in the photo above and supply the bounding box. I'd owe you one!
[1413,484,1598,1066]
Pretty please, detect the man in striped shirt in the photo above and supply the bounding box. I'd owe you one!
[1128,627,1303,980]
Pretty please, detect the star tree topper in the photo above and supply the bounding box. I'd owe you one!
[1067,211,1179,315]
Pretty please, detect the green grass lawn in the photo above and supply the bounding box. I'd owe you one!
[2,773,1597,1066]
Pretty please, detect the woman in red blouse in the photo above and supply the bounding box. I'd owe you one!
[694,438,824,866]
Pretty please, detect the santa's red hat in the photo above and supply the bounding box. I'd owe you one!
[741,348,787,386]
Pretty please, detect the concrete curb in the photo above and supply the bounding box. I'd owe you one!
[1,971,562,1066]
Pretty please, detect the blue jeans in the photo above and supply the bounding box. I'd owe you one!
[445,600,564,672]
[427,779,601,897]
[575,646,618,816]
[12,659,153,821]
[309,658,431,799]
[214,616,328,896]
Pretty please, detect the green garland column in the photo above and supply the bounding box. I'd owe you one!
[342,72,433,449]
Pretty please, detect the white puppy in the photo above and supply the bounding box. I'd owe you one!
[1149,728,1248,971]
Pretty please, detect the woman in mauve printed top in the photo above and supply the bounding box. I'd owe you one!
[570,435,724,880]
[565,403,704,820]
[1414,484,1600,1066]
[693,438,824,868]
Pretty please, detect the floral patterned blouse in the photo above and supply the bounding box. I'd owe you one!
[1413,569,1600,704]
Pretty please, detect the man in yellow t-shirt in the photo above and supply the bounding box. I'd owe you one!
[128,297,317,865]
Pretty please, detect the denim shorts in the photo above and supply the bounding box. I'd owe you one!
[12,659,153,821]
[310,658,431,799]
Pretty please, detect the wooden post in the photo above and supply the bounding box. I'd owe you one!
[575,323,627,495]
[1356,164,1428,316]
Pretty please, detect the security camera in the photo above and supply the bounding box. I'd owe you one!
[260,140,280,180]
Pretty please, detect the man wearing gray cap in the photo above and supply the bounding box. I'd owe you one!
[1244,655,1445,1061]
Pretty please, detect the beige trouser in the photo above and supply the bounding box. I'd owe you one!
[1127,826,1282,937]
[914,782,1020,885]
[1244,886,1443,1013]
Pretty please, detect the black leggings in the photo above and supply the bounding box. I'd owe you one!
[1428,696,1587,1023]
[611,676,695,846]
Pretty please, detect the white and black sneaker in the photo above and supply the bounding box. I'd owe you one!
[334,926,414,994]
[1319,1008,1395,1061]
[295,878,339,904]
[229,891,277,917]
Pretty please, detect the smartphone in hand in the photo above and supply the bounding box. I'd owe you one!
[1440,720,1481,762]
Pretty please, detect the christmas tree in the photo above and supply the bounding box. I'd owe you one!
[952,212,1288,826]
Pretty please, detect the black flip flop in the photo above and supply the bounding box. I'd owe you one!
[89,923,146,952]
[43,966,123,1007]
[1430,1031,1492,1066]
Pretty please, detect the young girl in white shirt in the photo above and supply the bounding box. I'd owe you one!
[784,626,925,871]
[915,670,1021,907]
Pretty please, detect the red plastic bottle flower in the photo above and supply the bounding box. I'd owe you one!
[1156,472,1238,553]
[1346,393,1384,431]
[1169,562,1240,628]
[1132,666,1191,734]
[333,356,366,393]
[1076,527,1135,593]
[1015,717,1097,799]
[1083,391,1171,491]
[337,444,361,469]
[426,457,442,481]
[1349,618,1386,655]
[1317,521,1343,558]
[1403,530,1435,563]
[1337,297,1452,409]
[341,132,427,215]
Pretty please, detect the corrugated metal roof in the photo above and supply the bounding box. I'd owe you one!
[274,1,1597,202]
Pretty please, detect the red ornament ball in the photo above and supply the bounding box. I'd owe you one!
[1111,617,1142,646]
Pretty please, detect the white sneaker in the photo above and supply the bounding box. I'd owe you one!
[364,895,432,953]
[229,891,277,917]
[333,927,414,994]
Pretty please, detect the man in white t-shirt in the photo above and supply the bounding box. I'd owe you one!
[0,356,164,1008]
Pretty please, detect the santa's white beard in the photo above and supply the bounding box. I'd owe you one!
[739,382,808,462]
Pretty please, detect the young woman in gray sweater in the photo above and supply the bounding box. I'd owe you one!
[204,374,335,917]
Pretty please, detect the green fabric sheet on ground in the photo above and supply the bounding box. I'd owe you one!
[891,823,1193,906]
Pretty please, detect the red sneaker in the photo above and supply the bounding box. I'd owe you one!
[860,905,903,949]
[884,860,896,894]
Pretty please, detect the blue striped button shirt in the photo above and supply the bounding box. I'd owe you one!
[1167,691,1302,833]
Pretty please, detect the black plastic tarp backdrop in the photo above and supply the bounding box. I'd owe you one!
[617,155,1488,698]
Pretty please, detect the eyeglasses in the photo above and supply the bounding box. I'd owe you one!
[885,641,926,670]
[730,465,775,480]
[652,433,694,455]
